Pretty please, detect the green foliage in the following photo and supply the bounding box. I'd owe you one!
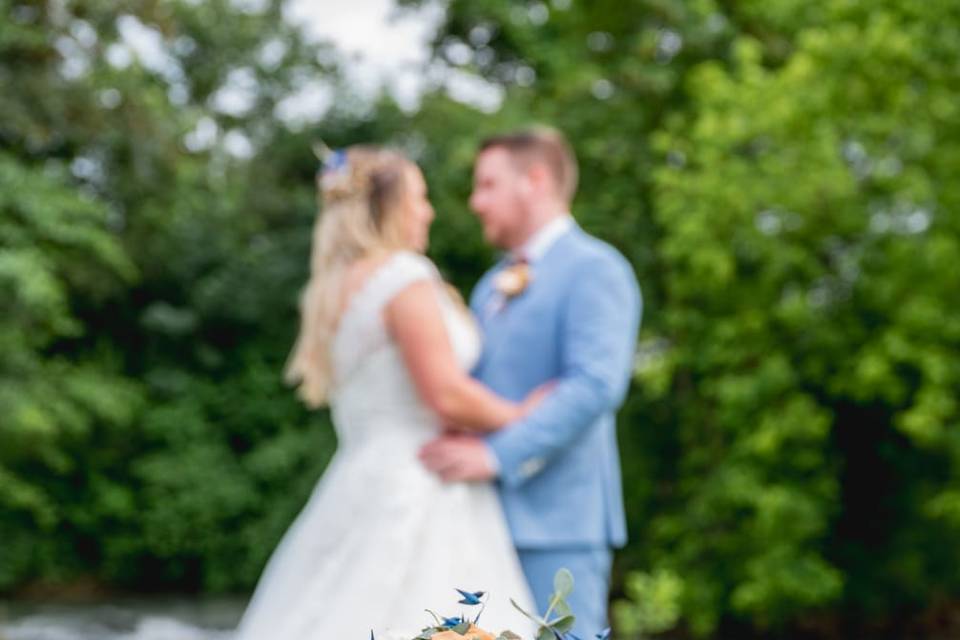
[511,568,578,640]
[0,0,338,593]
[637,0,960,633]
[0,148,141,588]
[613,569,682,637]
[3,0,959,637]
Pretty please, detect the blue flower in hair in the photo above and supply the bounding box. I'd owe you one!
[313,141,348,181]
[323,149,348,174]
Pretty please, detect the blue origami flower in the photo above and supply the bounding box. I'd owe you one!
[441,615,465,627]
[456,589,485,605]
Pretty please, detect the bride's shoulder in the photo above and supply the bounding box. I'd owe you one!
[365,251,440,308]
[346,251,435,292]
[387,250,439,277]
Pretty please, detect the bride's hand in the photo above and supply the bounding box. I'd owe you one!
[520,381,556,416]
[440,421,471,436]
[450,381,557,432]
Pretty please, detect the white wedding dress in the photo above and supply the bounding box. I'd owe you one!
[235,251,536,640]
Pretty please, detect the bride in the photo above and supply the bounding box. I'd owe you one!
[234,146,541,640]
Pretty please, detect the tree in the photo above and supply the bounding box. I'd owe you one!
[1,0,351,591]
[644,0,960,633]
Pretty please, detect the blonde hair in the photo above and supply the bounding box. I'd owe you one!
[285,145,416,407]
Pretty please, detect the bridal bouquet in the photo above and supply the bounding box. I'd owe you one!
[396,570,608,640]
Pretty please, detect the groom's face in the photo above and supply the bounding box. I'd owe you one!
[470,147,526,250]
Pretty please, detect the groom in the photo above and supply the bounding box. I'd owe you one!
[419,127,642,637]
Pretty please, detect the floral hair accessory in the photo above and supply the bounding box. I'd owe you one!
[322,149,348,174]
[313,141,350,193]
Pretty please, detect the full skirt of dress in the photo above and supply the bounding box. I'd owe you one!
[234,431,537,640]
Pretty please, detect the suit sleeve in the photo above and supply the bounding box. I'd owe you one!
[486,251,642,488]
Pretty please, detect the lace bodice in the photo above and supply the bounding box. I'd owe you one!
[328,251,480,447]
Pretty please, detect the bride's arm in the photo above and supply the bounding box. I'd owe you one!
[384,280,521,432]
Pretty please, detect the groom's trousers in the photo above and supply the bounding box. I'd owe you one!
[518,547,612,639]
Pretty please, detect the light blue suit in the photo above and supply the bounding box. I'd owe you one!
[470,224,642,637]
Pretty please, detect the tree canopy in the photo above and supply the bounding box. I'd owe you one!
[2,0,959,637]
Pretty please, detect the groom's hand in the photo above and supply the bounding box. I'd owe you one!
[418,434,496,482]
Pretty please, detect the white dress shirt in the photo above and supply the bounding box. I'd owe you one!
[513,214,574,263]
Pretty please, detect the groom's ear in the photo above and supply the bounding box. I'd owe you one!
[524,162,554,197]
[517,167,536,199]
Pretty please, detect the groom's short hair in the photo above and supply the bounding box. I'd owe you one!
[479,126,579,203]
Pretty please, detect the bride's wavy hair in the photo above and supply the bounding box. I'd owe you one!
[285,144,416,407]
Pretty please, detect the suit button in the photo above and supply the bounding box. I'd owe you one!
[519,457,545,478]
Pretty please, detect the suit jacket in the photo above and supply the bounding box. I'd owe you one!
[470,224,642,549]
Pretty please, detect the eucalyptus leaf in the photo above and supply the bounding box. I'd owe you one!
[510,598,546,626]
[537,626,555,640]
[551,615,576,634]
[553,568,574,600]
[552,599,572,620]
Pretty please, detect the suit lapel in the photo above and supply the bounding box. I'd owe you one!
[476,225,582,372]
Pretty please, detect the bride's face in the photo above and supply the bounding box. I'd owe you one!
[398,165,435,252]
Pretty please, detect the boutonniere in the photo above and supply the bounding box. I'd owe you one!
[494,261,531,299]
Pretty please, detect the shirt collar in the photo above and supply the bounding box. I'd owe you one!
[514,214,574,263]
